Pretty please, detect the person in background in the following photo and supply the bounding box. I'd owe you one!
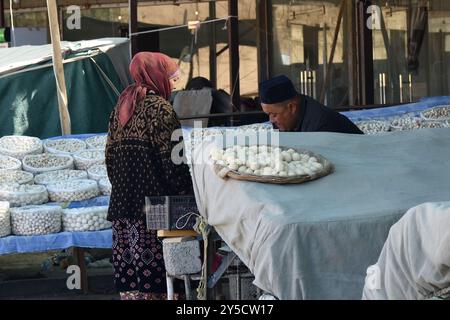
[105,52,193,300]
[259,75,363,134]
[185,76,232,127]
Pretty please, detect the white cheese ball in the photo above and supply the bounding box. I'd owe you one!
[279,171,288,177]
[292,153,301,161]
[238,166,248,173]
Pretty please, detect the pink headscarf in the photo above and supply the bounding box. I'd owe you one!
[117,52,180,126]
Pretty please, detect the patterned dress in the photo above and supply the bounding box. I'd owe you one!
[105,94,193,297]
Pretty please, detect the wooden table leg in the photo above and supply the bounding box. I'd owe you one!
[73,247,89,294]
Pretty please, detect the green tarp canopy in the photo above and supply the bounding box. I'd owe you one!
[0,38,131,138]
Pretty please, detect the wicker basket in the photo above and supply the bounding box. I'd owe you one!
[212,148,334,184]
[145,195,199,231]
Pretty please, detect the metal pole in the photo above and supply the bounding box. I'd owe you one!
[47,0,71,135]
[209,1,217,89]
[319,0,345,104]
[228,0,240,112]
[256,0,272,83]
[0,0,5,28]
[357,0,374,105]
[129,0,138,57]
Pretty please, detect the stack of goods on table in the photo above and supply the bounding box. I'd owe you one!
[355,105,450,134]
[0,135,111,237]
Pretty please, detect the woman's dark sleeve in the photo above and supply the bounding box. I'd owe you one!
[148,99,194,196]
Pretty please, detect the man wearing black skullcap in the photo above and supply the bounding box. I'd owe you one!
[259,75,363,134]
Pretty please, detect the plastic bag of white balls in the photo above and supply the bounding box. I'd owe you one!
[10,205,62,236]
[62,206,111,232]
[34,169,88,185]
[22,153,74,174]
[0,154,22,171]
[0,135,43,160]
[0,183,49,207]
[85,135,107,150]
[0,170,34,185]
[43,138,86,155]
[46,179,99,202]
[87,164,107,181]
[0,201,10,237]
[73,149,105,170]
[355,120,391,134]
[98,178,111,196]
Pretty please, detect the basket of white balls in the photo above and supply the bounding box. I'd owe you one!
[210,145,334,184]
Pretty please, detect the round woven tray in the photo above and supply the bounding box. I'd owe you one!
[212,147,334,184]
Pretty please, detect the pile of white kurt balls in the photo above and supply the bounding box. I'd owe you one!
[0,183,48,207]
[98,178,111,195]
[10,205,62,236]
[0,136,43,159]
[22,153,74,173]
[73,149,105,170]
[210,145,323,177]
[87,164,107,181]
[421,106,450,120]
[34,169,88,185]
[355,120,391,134]
[389,117,422,131]
[418,121,446,129]
[0,170,34,185]
[85,135,107,150]
[0,201,10,237]
[0,155,22,171]
[44,138,86,155]
[46,179,99,202]
[62,206,111,232]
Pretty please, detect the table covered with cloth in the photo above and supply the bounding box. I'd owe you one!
[190,127,450,299]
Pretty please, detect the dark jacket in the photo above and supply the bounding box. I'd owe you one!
[293,94,363,134]
[105,94,193,221]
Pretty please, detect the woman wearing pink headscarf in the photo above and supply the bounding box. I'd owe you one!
[105,52,192,300]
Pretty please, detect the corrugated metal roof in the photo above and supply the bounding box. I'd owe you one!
[0,37,128,76]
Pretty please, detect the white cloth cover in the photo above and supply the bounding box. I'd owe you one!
[190,128,450,299]
[363,202,450,300]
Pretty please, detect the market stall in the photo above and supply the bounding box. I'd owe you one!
[190,127,450,299]
[1,98,450,297]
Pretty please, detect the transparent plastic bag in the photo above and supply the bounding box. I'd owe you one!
[420,105,450,121]
[355,120,391,135]
[0,183,48,207]
[73,149,105,170]
[44,138,86,155]
[34,169,88,185]
[0,201,10,237]
[0,170,34,185]
[85,135,107,150]
[87,164,107,181]
[0,155,22,171]
[98,177,111,196]
[10,205,62,236]
[46,179,99,202]
[0,135,43,160]
[62,206,111,232]
[22,154,74,174]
